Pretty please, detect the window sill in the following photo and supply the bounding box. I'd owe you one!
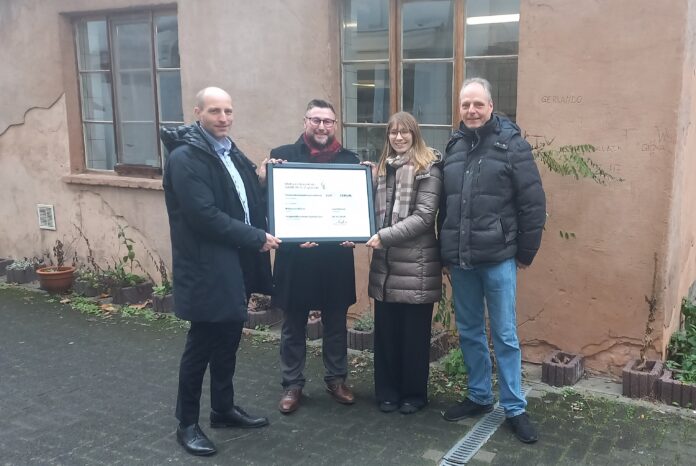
[62,172,163,191]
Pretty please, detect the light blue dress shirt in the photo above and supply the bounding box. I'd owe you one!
[198,123,251,225]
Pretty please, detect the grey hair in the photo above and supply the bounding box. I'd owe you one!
[460,77,493,102]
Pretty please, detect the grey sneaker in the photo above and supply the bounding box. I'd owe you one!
[506,412,539,443]
[443,398,494,421]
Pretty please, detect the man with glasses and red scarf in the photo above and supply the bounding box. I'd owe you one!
[258,99,359,414]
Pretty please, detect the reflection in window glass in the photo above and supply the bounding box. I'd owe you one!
[120,122,158,166]
[344,126,387,162]
[80,72,113,121]
[156,15,180,68]
[402,0,454,59]
[466,0,520,17]
[465,22,519,56]
[343,0,389,60]
[465,58,518,120]
[402,62,452,125]
[76,20,110,70]
[84,123,116,169]
[113,19,152,70]
[158,70,184,122]
[343,63,390,124]
[419,127,451,157]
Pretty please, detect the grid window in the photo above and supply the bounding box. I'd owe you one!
[75,10,182,174]
[341,0,520,159]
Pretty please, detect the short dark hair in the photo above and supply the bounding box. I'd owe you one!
[305,99,335,115]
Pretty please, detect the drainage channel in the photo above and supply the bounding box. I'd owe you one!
[439,386,532,465]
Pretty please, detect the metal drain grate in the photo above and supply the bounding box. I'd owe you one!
[439,386,532,465]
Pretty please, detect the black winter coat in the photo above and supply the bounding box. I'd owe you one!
[270,137,359,312]
[438,115,546,268]
[161,124,272,323]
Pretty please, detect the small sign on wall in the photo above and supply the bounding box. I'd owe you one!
[37,204,56,230]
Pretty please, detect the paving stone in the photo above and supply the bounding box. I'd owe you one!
[2,286,696,466]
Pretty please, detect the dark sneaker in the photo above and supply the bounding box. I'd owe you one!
[443,398,494,421]
[506,412,539,443]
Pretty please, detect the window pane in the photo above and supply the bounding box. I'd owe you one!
[116,70,156,121]
[84,122,116,169]
[467,0,519,17]
[465,22,519,56]
[80,72,113,121]
[76,20,110,70]
[156,14,180,68]
[343,126,387,162]
[120,122,159,166]
[420,127,451,156]
[158,70,183,122]
[343,63,390,123]
[402,62,452,125]
[402,0,454,59]
[466,58,518,120]
[113,17,152,70]
[343,0,389,60]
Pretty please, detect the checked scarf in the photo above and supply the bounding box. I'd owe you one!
[303,133,343,163]
[375,152,416,228]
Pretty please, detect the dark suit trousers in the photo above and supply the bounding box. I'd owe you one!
[176,321,243,426]
[374,300,433,407]
[280,306,348,389]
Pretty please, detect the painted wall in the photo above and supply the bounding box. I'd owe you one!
[1,0,694,374]
[517,0,693,374]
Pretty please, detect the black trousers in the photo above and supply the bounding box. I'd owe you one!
[374,300,433,407]
[280,305,348,389]
[175,321,244,426]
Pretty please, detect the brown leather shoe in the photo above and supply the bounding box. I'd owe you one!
[278,388,302,414]
[325,382,355,405]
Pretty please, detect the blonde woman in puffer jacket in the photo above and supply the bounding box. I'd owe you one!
[365,112,443,414]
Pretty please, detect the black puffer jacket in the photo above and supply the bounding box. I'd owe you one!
[161,124,272,323]
[438,115,546,268]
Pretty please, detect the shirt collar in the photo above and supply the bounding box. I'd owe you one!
[197,122,232,155]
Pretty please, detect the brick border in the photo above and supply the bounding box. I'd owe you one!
[658,369,696,409]
[622,359,663,399]
[541,350,585,387]
[347,328,373,351]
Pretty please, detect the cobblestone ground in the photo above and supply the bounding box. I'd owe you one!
[1,285,695,465]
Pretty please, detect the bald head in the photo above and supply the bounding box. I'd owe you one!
[195,87,232,109]
[194,87,234,139]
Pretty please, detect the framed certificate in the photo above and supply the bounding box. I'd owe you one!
[267,162,376,242]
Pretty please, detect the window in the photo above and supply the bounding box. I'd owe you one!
[341,0,519,160]
[74,10,182,174]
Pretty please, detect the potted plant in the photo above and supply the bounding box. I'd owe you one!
[107,225,152,304]
[6,259,38,284]
[658,298,696,408]
[36,240,76,293]
[74,268,108,297]
[348,312,374,351]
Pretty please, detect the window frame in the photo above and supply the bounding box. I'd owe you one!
[340,0,519,158]
[72,7,181,178]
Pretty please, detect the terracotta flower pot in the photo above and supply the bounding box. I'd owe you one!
[36,266,76,293]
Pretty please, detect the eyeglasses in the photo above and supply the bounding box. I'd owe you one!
[388,129,411,137]
[305,117,337,128]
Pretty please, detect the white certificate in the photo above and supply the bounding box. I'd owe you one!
[267,162,376,242]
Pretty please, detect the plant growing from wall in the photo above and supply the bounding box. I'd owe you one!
[638,253,659,369]
[107,225,147,287]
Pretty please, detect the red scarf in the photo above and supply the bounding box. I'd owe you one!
[302,133,342,163]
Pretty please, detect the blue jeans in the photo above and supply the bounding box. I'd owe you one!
[451,258,526,417]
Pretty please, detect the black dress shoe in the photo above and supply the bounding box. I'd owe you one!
[176,423,216,456]
[210,405,269,429]
[378,401,399,413]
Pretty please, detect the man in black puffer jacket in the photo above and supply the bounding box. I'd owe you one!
[438,78,546,444]
[162,87,281,457]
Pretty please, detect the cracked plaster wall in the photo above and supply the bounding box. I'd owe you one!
[516,0,690,375]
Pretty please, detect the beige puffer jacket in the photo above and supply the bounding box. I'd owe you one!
[368,155,443,304]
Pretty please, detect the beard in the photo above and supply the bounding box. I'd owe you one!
[310,133,335,148]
